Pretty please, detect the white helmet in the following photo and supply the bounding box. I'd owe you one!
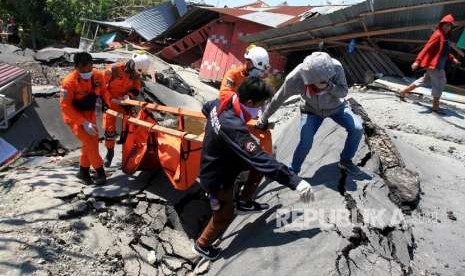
[244,46,270,71]
[131,53,151,75]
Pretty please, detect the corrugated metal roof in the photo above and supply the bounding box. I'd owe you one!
[83,19,131,30]
[310,5,351,15]
[240,12,294,27]
[126,3,180,41]
[266,6,312,16]
[202,6,313,28]
[0,63,26,88]
[83,1,187,41]
[236,1,270,9]
[204,7,253,17]
[244,0,465,51]
[161,6,218,40]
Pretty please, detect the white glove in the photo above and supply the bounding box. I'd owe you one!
[111,98,126,105]
[296,180,315,203]
[82,121,98,136]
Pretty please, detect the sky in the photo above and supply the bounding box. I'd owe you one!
[200,0,363,8]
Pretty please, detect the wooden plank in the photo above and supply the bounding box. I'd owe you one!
[336,48,364,82]
[379,52,405,77]
[269,21,465,51]
[368,50,397,75]
[339,58,356,84]
[356,49,382,74]
[373,38,427,44]
[261,18,362,45]
[121,98,206,119]
[105,109,205,143]
[120,98,262,128]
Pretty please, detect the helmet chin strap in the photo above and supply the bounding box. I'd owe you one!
[125,60,135,73]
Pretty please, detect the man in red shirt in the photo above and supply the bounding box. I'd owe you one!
[399,14,462,113]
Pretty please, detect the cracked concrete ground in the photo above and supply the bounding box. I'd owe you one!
[0,143,209,276]
[352,90,465,276]
[207,97,416,276]
[1,86,464,276]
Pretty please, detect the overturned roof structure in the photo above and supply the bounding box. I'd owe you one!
[243,0,465,53]
[84,0,188,41]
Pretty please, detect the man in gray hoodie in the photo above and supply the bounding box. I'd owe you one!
[256,52,363,175]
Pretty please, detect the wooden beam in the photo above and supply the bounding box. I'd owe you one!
[120,98,206,119]
[119,98,263,129]
[269,21,465,51]
[105,109,205,143]
[373,38,427,44]
[261,18,362,45]
[359,0,465,17]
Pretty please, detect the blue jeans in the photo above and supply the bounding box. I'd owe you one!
[290,106,363,174]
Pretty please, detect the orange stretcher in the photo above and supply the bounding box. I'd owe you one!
[105,98,273,191]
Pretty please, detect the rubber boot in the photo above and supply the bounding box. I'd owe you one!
[94,167,107,186]
[104,148,114,168]
[76,166,93,185]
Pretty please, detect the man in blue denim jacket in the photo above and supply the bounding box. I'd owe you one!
[257,52,364,175]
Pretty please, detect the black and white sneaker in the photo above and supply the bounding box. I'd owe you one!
[236,200,270,214]
[192,242,221,260]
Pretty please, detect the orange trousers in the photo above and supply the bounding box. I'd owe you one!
[102,105,126,149]
[68,123,103,169]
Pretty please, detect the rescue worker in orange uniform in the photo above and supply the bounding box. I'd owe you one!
[218,46,273,214]
[60,52,107,185]
[219,45,270,101]
[102,53,151,167]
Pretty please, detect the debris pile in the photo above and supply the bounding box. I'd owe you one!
[0,149,210,276]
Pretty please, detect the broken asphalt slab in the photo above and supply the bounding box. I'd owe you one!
[34,47,126,64]
[208,98,416,276]
[0,43,22,54]
[351,90,465,275]
[1,97,79,151]
[143,81,203,111]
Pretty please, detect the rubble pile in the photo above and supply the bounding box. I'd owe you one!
[0,151,209,276]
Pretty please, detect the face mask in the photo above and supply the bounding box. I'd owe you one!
[80,71,93,80]
[240,103,261,119]
[248,68,262,77]
[314,82,329,90]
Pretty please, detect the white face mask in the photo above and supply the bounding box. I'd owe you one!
[248,68,263,77]
[314,82,329,90]
[240,103,261,119]
[80,71,93,80]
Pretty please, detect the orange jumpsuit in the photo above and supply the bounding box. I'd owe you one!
[102,62,142,149]
[219,66,272,202]
[219,65,272,153]
[60,69,106,169]
[219,66,247,102]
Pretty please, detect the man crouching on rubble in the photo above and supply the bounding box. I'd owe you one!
[256,52,364,176]
[60,52,107,185]
[192,77,315,260]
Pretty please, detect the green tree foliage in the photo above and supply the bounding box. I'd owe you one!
[0,0,165,47]
[0,0,52,48]
[45,0,113,36]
